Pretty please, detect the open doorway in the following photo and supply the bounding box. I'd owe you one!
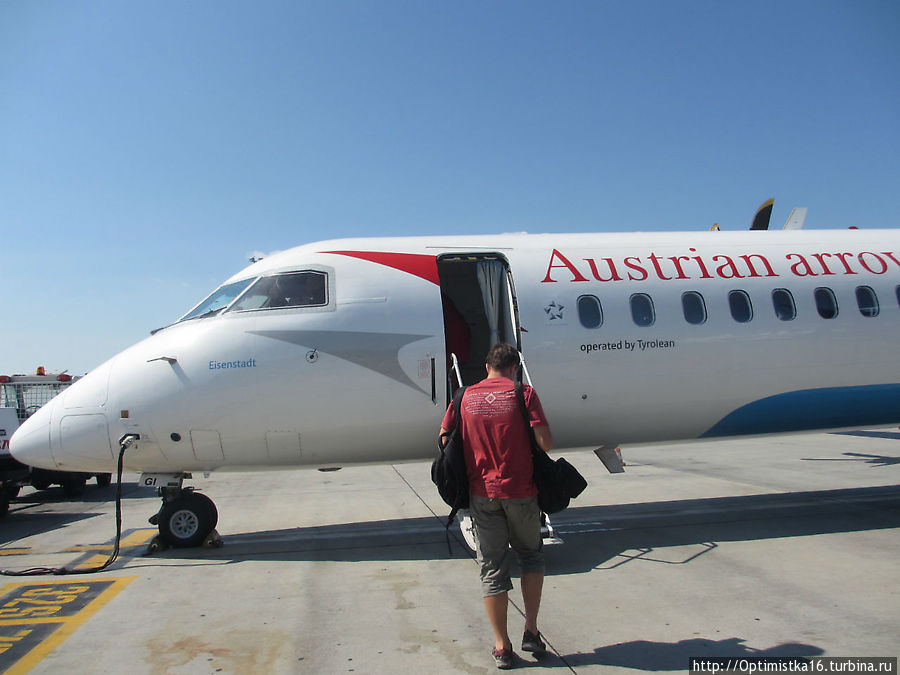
[437,254,521,397]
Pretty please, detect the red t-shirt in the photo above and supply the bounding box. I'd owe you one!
[441,377,549,499]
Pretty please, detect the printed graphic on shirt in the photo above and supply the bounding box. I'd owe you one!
[464,389,517,418]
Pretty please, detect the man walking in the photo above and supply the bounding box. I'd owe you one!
[440,343,553,669]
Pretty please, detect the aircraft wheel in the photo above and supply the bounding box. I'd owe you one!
[158,492,218,548]
[96,473,112,488]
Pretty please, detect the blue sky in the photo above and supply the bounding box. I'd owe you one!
[1,0,898,375]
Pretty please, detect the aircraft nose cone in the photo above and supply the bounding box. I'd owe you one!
[9,402,57,470]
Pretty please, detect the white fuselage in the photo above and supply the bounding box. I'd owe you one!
[11,229,900,474]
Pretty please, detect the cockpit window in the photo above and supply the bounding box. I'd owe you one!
[180,278,255,321]
[228,271,327,312]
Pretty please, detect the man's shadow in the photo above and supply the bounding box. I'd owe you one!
[524,637,824,670]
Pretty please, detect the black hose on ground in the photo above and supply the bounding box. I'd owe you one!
[0,434,136,577]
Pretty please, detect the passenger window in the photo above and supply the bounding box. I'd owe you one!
[630,293,655,327]
[229,271,327,312]
[772,288,796,321]
[631,293,656,326]
[855,286,879,317]
[814,287,838,319]
[577,295,603,329]
[728,290,753,323]
[681,291,707,325]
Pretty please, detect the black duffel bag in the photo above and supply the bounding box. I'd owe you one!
[515,382,588,514]
[530,446,588,514]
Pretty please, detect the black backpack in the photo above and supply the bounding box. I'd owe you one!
[431,386,468,527]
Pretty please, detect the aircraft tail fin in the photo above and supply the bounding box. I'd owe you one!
[782,207,807,230]
[750,199,775,230]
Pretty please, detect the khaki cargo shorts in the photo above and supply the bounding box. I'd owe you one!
[469,494,544,597]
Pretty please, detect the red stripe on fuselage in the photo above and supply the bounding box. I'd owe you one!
[323,251,440,285]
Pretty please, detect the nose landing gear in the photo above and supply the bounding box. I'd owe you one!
[145,474,220,549]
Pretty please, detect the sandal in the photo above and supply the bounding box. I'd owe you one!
[492,646,515,669]
[521,629,546,655]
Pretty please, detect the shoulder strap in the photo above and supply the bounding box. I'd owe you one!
[443,385,469,535]
[514,380,526,418]
[439,386,467,448]
[452,385,466,419]
[514,381,540,452]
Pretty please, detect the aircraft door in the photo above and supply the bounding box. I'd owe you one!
[437,254,522,397]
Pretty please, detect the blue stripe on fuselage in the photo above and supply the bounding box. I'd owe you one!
[701,383,900,438]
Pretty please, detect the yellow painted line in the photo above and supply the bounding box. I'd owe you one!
[0,617,79,626]
[118,529,156,548]
[63,528,156,554]
[0,577,135,675]
[1,528,157,578]
[71,555,110,572]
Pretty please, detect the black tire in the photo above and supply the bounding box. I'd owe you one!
[31,478,51,491]
[95,473,112,488]
[158,492,218,548]
[62,477,87,498]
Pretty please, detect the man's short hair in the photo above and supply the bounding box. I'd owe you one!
[485,343,520,372]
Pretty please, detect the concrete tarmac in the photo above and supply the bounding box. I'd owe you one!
[0,429,898,674]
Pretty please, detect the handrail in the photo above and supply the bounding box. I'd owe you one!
[449,352,464,389]
[518,351,533,387]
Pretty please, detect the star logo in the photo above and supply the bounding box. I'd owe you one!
[544,301,565,321]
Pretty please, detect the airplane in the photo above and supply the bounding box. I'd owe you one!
[10,227,900,548]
